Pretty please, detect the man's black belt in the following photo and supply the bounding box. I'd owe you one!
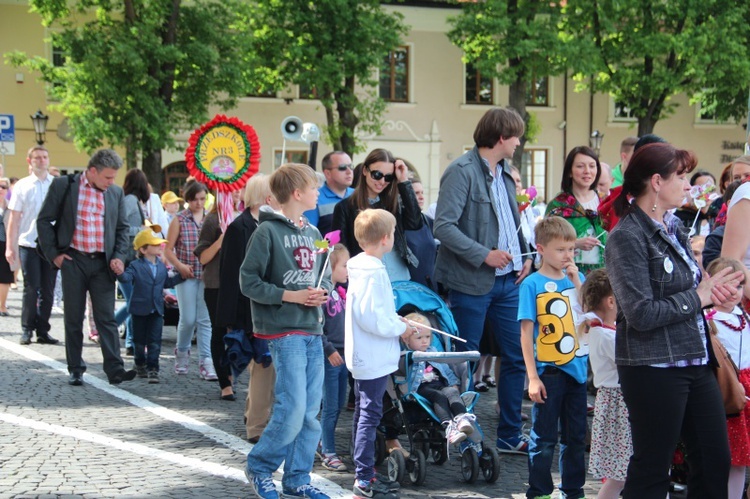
[69,248,105,259]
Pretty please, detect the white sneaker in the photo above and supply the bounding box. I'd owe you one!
[174,348,190,375]
[199,357,218,381]
[455,413,475,436]
[445,421,467,445]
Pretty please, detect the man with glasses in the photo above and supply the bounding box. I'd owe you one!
[5,145,59,345]
[304,151,354,236]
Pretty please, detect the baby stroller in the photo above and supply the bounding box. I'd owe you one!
[381,280,501,486]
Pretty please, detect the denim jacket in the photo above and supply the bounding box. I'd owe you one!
[400,346,460,394]
[605,204,711,366]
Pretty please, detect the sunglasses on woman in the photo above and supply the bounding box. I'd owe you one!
[366,167,395,183]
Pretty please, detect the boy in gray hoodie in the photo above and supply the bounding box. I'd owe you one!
[240,163,332,499]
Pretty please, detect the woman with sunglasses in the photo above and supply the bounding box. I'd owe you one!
[333,148,422,282]
[0,178,13,315]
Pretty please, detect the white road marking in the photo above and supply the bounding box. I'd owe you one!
[0,338,351,498]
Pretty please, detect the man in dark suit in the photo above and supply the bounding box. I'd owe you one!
[37,149,136,386]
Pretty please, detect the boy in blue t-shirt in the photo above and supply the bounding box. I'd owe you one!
[518,216,588,499]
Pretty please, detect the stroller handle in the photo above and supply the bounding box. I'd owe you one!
[410,350,481,364]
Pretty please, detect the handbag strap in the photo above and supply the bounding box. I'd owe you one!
[709,318,741,374]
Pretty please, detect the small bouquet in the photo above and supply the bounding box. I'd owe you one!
[313,230,341,289]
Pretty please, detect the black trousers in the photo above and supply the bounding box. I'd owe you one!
[618,364,730,499]
[61,251,125,381]
[204,287,231,389]
[417,380,466,424]
[19,246,57,336]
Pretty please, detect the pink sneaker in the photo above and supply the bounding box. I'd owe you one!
[174,348,189,375]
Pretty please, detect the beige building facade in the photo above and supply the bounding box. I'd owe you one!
[2,1,746,201]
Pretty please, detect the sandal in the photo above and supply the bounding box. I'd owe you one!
[474,381,489,392]
[321,454,348,472]
[482,374,497,387]
[386,440,410,458]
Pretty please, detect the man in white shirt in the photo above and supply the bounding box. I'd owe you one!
[6,145,59,345]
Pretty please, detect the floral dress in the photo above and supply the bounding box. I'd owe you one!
[545,191,607,275]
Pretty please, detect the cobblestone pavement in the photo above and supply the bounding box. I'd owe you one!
[0,286,605,498]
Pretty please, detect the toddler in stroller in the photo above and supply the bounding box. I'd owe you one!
[380,281,500,486]
[400,312,476,445]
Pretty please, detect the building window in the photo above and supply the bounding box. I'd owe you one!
[612,99,638,121]
[465,63,493,105]
[380,46,409,102]
[521,149,548,201]
[299,83,318,100]
[526,75,549,107]
[274,148,309,168]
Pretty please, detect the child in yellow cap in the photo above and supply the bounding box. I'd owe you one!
[160,191,183,225]
[114,226,185,383]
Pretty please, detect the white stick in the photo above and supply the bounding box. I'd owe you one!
[405,318,467,343]
[596,230,607,240]
[688,209,701,235]
[517,250,538,257]
[316,252,331,289]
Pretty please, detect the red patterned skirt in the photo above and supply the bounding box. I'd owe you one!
[727,368,750,466]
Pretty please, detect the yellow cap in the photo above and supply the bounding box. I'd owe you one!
[133,228,168,251]
[161,191,184,205]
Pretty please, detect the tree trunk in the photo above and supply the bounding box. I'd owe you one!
[637,118,656,137]
[323,100,342,151]
[125,130,137,170]
[142,148,162,192]
[336,76,360,156]
[508,75,529,171]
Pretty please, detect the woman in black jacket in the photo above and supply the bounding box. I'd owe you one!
[332,148,422,282]
[605,143,742,499]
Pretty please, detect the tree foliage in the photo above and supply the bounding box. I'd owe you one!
[238,0,407,155]
[564,0,750,136]
[447,0,570,167]
[6,0,252,189]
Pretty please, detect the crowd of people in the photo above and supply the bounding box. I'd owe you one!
[9,105,750,499]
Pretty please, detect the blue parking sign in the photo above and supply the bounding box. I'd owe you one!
[0,115,14,142]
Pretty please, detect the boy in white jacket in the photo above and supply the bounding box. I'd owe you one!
[345,209,408,499]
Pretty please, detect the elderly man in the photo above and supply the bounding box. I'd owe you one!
[37,149,135,386]
[434,107,533,454]
[6,145,59,345]
[303,151,354,236]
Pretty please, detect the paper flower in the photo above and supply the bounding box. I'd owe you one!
[689,183,720,209]
[516,185,538,212]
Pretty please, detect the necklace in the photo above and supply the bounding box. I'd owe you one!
[717,314,746,332]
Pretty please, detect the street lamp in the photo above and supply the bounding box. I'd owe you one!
[30,110,49,145]
[589,130,604,157]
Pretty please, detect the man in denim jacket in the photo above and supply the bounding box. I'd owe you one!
[434,107,533,454]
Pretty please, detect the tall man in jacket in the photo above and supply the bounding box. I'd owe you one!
[37,149,136,386]
[434,107,533,454]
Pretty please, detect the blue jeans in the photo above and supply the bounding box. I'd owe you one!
[131,312,163,371]
[450,274,524,440]
[527,368,587,499]
[352,376,388,482]
[321,356,349,455]
[114,280,133,348]
[246,334,324,489]
[174,278,211,358]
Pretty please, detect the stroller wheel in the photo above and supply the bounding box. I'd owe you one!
[407,449,427,486]
[480,445,501,483]
[375,432,387,466]
[413,430,431,460]
[386,447,406,484]
[431,431,448,465]
[460,447,479,483]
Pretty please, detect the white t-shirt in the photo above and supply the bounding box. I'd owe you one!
[8,173,53,248]
[578,195,600,265]
[712,307,750,371]
[588,324,619,388]
[729,182,750,267]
